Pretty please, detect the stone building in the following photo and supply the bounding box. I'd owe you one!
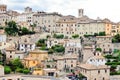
[77,64,110,80]
[33,12,62,33]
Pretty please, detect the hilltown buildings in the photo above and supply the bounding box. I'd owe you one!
[33,12,62,32]
[1,4,120,80]
[0,4,120,36]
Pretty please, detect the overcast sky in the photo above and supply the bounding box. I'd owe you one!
[1,0,120,22]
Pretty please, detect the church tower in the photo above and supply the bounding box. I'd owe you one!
[78,9,84,18]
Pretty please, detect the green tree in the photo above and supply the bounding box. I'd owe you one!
[36,39,46,47]
[5,21,19,36]
[72,34,79,39]
[4,66,11,74]
[53,34,64,39]
[52,45,65,53]
[112,34,120,43]
[94,33,99,36]
[16,68,23,73]
[30,23,36,31]
[23,69,30,74]
[21,27,29,35]
[96,48,102,52]
[98,32,106,36]
[9,58,24,72]
[46,35,51,39]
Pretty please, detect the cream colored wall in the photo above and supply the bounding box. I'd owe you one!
[82,49,94,63]
[77,23,105,36]
[29,52,48,62]
[6,50,15,60]
[57,59,77,71]
[80,68,110,80]
[0,14,11,26]
[33,15,61,32]
[57,60,64,71]
[98,42,113,53]
[96,37,112,44]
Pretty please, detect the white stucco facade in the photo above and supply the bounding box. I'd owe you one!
[19,43,35,52]
[0,34,6,42]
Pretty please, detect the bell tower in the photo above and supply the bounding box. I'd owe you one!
[78,9,84,18]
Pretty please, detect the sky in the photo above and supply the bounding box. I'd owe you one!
[0,0,120,22]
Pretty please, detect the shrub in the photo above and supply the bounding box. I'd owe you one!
[72,34,79,39]
[46,65,51,68]
[96,48,102,52]
[53,34,64,39]
[110,71,120,75]
[105,62,120,65]
[23,69,30,74]
[4,66,11,74]
[16,68,23,73]
[84,34,94,37]
[98,32,106,36]
[52,45,65,53]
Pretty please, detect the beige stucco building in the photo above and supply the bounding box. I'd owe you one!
[77,64,110,80]
[56,15,77,36]
[56,54,78,72]
[5,47,25,60]
[55,9,113,36]
[0,13,11,26]
[33,12,61,33]
[24,50,48,68]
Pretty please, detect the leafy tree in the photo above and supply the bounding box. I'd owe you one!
[53,34,64,39]
[94,33,99,36]
[36,39,46,47]
[23,69,30,74]
[96,48,102,52]
[84,34,94,37]
[72,34,79,39]
[98,32,106,36]
[112,34,120,43]
[52,45,65,53]
[9,58,24,72]
[4,66,11,74]
[21,27,29,35]
[46,65,51,68]
[46,35,51,39]
[5,21,19,36]
[16,68,23,73]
